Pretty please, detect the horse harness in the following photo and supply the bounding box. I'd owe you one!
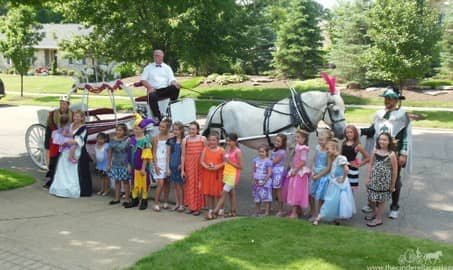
[204,89,321,146]
[263,88,317,146]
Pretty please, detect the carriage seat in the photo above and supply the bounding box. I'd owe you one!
[135,95,170,119]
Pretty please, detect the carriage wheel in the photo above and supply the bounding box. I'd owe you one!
[25,124,48,170]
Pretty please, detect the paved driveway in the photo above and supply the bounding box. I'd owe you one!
[0,105,452,269]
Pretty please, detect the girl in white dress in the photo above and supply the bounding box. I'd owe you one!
[152,118,171,211]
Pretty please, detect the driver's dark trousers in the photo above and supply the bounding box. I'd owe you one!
[147,85,180,120]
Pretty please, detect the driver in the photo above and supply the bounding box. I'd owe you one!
[140,49,181,121]
[43,95,72,189]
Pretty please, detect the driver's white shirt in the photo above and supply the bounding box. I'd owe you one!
[140,62,175,89]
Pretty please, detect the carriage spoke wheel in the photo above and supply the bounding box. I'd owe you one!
[25,124,48,170]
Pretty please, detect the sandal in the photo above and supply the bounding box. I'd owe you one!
[153,205,161,212]
[171,205,179,212]
[204,211,216,220]
[192,211,201,216]
[312,219,319,226]
[217,209,224,216]
[177,206,185,212]
[224,211,237,218]
[366,220,383,227]
[101,192,109,196]
[96,191,102,195]
[185,209,194,215]
[364,215,376,221]
[109,200,120,205]
[162,202,169,209]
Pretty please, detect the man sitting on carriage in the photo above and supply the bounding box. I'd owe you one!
[43,95,72,189]
[140,49,181,121]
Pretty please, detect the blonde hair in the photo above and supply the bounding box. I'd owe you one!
[327,138,341,152]
[317,128,333,139]
[73,110,85,124]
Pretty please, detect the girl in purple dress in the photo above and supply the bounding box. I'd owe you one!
[252,145,273,216]
[271,134,288,217]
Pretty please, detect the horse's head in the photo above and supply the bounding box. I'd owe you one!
[320,72,346,139]
[325,93,346,139]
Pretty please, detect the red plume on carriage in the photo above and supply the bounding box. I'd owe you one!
[320,72,337,95]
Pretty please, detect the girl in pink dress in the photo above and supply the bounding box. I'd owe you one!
[286,129,311,218]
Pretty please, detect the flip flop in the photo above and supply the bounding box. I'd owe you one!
[366,221,383,227]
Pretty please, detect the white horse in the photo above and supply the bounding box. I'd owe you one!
[203,78,346,149]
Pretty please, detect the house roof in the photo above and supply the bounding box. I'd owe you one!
[0,23,92,50]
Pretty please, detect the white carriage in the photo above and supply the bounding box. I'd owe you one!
[25,80,196,170]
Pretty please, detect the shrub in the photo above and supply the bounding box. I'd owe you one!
[419,79,453,89]
[114,63,137,78]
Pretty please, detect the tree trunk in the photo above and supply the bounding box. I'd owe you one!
[20,73,24,97]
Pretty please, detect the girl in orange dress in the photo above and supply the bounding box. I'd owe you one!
[200,132,225,220]
[181,121,207,216]
[212,133,243,218]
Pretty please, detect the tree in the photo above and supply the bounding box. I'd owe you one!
[0,5,43,97]
[60,33,109,82]
[365,0,443,90]
[327,0,372,85]
[273,0,324,79]
[56,0,248,74]
[438,2,453,79]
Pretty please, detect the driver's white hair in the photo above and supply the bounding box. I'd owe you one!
[153,49,164,56]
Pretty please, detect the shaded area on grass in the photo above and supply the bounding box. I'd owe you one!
[130,218,453,270]
[0,168,35,191]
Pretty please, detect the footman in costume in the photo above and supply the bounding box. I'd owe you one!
[360,86,412,219]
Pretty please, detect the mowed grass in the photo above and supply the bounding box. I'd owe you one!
[0,169,35,191]
[346,108,453,129]
[130,218,453,270]
[2,74,453,108]
[0,74,74,94]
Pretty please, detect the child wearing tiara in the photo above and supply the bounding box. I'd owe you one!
[286,129,311,219]
[252,145,273,216]
[309,129,333,221]
[271,134,288,217]
[52,114,79,163]
[124,116,153,210]
[200,132,225,220]
[313,139,356,225]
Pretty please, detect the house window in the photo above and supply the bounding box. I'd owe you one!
[69,58,73,64]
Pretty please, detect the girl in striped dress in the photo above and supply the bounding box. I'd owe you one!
[341,125,369,193]
[181,121,207,216]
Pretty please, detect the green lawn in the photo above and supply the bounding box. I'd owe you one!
[0,74,74,94]
[130,218,453,270]
[346,108,453,129]
[2,74,453,108]
[0,169,35,191]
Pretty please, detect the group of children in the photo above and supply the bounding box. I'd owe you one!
[87,116,398,227]
[249,124,398,227]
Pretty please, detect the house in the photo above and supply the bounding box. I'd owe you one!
[0,23,92,71]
